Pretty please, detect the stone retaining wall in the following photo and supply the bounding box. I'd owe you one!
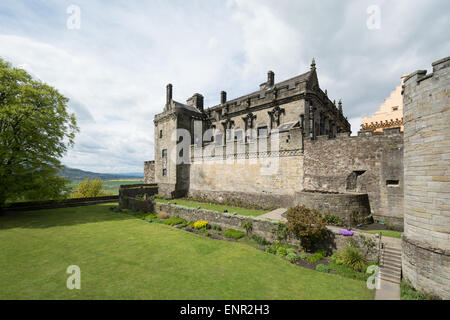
[155,202,380,261]
[188,190,372,225]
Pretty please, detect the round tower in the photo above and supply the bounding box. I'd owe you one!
[402,56,450,299]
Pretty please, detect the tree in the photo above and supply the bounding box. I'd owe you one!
[71,179,104,198]
[0,58,78,206]
[286,205,327,251]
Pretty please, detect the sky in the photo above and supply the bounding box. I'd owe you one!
[0,0,449,173]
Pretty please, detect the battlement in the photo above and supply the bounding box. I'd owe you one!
[404,56,450,86]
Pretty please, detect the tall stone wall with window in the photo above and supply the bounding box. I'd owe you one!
[402,56,450,299]
[303,129,404,228]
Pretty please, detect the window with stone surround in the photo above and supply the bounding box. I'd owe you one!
[162,168,167,177]
[162,149,167,158]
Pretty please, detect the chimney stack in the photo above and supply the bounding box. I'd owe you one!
[267,71,275,87]
[221,91,227,104]
[166,83,173,106]
[338,99,343,113]
[187,93,204,112]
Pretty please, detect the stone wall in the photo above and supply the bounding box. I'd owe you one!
[402,56,450,299]
[303,129,404,228]
[144,161,155,184]
[188,190,371,224]
[155,202,380,261]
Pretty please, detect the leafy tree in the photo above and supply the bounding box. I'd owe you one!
[72,179,104,198]
[0,58,78,205]
[286,205,327,251]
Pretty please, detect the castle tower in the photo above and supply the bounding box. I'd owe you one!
[153,84,205,197]
[402,56,450,299]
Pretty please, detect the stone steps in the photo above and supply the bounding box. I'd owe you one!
[379,244,402,285]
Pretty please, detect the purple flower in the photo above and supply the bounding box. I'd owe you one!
[340,229,354,236]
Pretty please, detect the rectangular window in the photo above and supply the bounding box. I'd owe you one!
[162,169,167,177]
[258,126,268,137]
[386,180,399,186]
[162,149,167,158]
[159,130,163,138]
[235,129,243,142]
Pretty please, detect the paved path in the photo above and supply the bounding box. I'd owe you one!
[259,208,287,221]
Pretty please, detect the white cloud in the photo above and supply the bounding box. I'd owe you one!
[0,0,448,173]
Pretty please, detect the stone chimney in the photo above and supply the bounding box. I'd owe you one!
[338,99,343,113]
[221,91,227,104]
[166,83,172,106]
[187,93,204,112]
[267,71,275,87]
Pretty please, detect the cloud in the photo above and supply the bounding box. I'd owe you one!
[0,0,448,172]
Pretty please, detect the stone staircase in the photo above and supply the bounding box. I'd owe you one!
[379,242,402,284]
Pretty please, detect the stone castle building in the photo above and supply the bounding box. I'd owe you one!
[144,56,450,299]
[146,59,405,228]
[361,75,407,133]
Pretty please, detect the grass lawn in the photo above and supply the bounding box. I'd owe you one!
[0,204,374,300]
[155,198,270,217]
[359,230,402,239]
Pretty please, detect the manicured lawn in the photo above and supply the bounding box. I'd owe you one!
[155,198,269,217]
[0,204,374,299]
[360,230,402,239]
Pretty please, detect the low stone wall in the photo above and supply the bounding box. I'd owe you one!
[1,195,119,212]
[121,197,155,213]
[119,184,158,199]
[188,190,372,225]
[155,202,380,261]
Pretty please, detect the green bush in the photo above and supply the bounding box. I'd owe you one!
[299,253,308,261]
[224,228,245,239]
[286,205,327,251]
[212,225,222,231]
[265,246,277,254]
[330,253,343,265]
[251,235,270,246]
[241,220,253,235]
[316,264,330,273]
[277,246,288,256]
[72,178,104,198]
[340,246,367,272]
[162,217,187,226]
[328,260,369,281]
[271,222,290,242]
[322,214,343,226]
[286,252,299,263]
[305,249,326,263]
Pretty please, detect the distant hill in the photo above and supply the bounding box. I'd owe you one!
[60,167,143,182]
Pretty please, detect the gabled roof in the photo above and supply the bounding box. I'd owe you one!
[173,100,202,113]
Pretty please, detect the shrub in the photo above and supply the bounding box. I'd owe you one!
[277,246,288,256]
[316,264,330,273]
[265,246,277,254]
[322,214,343,226]
[157,212,169,219]
[286,252,299,263]
[212,225,222,231]
[299,253,308,261]
[340,246,367,272]
[188,220,194,227]
[286,205,327,251]
[330,253,343,265]
[224,228,245,239]
[72,178,104,198]
[271,222,290,242]
[241,220,253,235]
[162,217,187,226]
[252,235,270,246]
[306,249,326,263]
[193,221,209,229]
[328,260,369,281]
